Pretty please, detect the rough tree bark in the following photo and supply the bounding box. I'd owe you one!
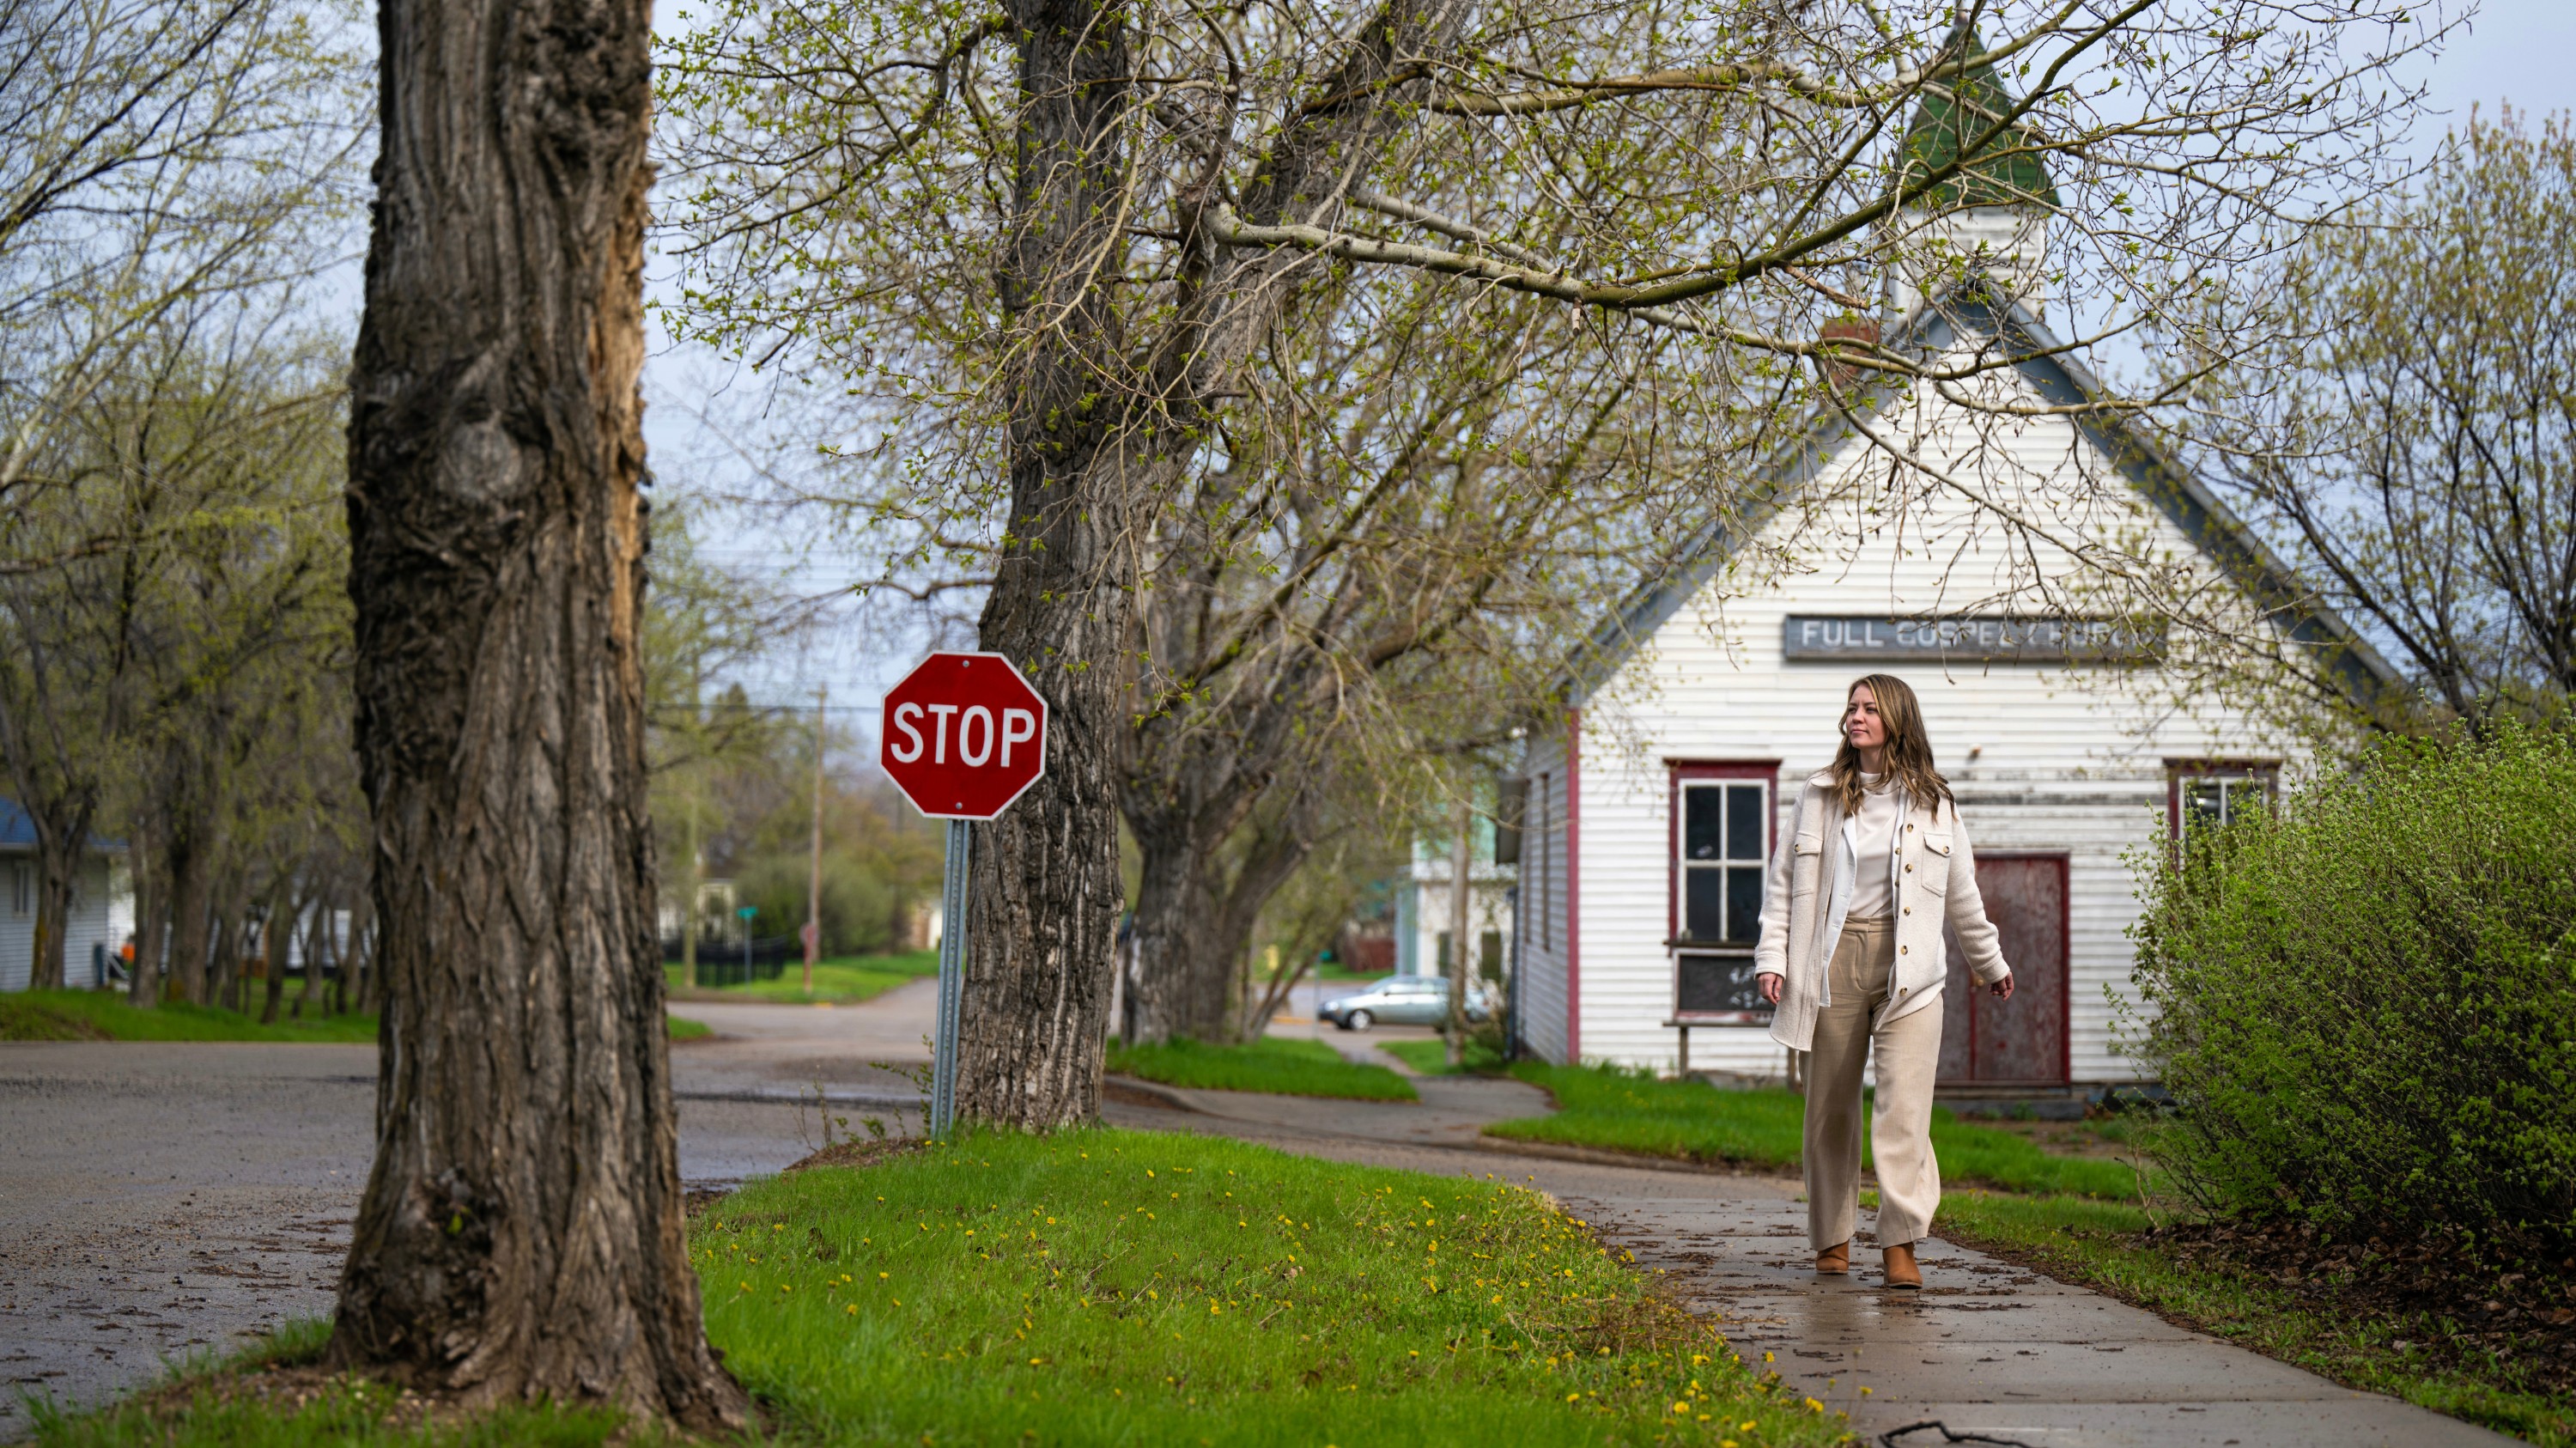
[1127,782,1321,1043]
[258,883,292,1024]
[952,0,1139,1131]
[21,795,94,992]
[128,821,166,1002]
[959,0,1469,1113]
[161,817,218,1005]
[327,0,747,1422]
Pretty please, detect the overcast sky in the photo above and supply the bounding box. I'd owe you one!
[635,0,2576,739]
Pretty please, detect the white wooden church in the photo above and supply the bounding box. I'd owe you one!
[1510,63,2396,1096]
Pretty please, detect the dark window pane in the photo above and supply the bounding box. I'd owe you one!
[1683,786,1723,861]
[1684,867,1727,940]
[1727,866,1764,943]
[1676,952,1765,1013]
[2184,779,2225,833]
[1726,784,1765,860]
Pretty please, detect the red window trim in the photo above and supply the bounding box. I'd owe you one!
[1564,709,1581,1063]
[1664,761,1781,946]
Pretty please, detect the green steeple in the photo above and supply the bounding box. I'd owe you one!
[1898,27,2060,210]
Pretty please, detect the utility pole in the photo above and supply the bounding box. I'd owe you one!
[1448,792,1473,1069]
[805,684,826,995]
[681,799,701,992]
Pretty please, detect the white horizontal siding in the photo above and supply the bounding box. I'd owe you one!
[0,854,30,992]
[1513,735,1572,1063]
[0,855,125,993]
[1566,349,2312,1081]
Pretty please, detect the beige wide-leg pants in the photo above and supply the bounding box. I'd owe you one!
[1803,916,1944,1251]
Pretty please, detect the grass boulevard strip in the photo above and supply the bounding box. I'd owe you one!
[33,1129,1850,1446]
[1936,1193,2576,1447]
[0,989,711,1043]
[1109,1034,1418,1101]
[664,951,942,1006]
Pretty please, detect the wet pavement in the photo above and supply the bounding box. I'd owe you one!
[0,979,2513,1445]
[1097,1068,2510,1446]
[0,987,936,1433]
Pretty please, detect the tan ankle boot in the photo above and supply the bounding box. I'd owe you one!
[1882,1241,1922,1289]
[1814,1240,1850,1275]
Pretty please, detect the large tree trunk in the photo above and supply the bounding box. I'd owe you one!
[949,0,1139,1132]
[957,0,1467,1118]
[349,891,380,1014]
[129,821,167,1003]
[1127,778,1321,1043]
[327,0,746,1424]
[25,796,93,992]
[259,882,293,1024]
[162,820,217,1006]
[1125,824,1233,1042]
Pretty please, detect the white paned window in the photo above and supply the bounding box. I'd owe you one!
[2172,763,2278,843]
[1674,773,1771,946]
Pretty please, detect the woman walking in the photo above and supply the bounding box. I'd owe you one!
[1753,673,2013,1289]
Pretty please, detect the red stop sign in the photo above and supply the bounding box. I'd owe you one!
[878,651,1049,819]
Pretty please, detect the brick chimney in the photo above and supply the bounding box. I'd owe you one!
[1817,313,1881,393]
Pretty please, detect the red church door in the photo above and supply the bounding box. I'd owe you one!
[1937,853,2069,1086]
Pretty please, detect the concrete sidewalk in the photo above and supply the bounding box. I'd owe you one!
[1101,1073,2510,1447]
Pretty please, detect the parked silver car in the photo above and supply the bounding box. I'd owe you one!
[1321,974,1496,1030]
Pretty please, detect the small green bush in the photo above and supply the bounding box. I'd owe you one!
[2126,724,2576,1266]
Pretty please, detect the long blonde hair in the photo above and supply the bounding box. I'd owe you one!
[1831,673,1953,819]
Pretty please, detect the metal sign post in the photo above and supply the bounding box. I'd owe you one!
[931,819,970,1138]
[877,651,1049,1144]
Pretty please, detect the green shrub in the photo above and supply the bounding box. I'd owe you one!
[2126,724,2576,1266]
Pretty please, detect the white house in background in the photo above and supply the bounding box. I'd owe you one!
[0,800,127,991]
[1511,283,2395,1094]
[1391,820,1514,982]
[1511,62,2395,1095]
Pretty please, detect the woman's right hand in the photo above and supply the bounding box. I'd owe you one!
[1757,972,1783,1005]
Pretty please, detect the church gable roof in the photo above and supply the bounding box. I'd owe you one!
[1571,288,2402,704]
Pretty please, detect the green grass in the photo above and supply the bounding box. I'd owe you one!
[0,989,708,1046]
[666,1014,712,1042]
[34,1129,1852,1446]
[663,951,939,1005]
[1382,1036,1510,1076]
[698,1128,1846,1445]
[1488,1063,2148,1199]
[1108,1036,1418,1101]
[1935,1192,2575,1447]
[23,1316,642,1446]
[0,990,379,1043]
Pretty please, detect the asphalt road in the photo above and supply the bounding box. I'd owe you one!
[0,982,939,1434]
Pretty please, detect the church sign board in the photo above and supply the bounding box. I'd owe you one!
[1783,615,2163,664]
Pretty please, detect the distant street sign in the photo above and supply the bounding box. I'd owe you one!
[878,651,1050,820]
[736,906,756,921]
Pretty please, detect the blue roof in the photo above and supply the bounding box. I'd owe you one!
[0,799,125,853]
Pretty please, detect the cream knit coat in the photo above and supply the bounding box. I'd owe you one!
[1753,770,2013,1051]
